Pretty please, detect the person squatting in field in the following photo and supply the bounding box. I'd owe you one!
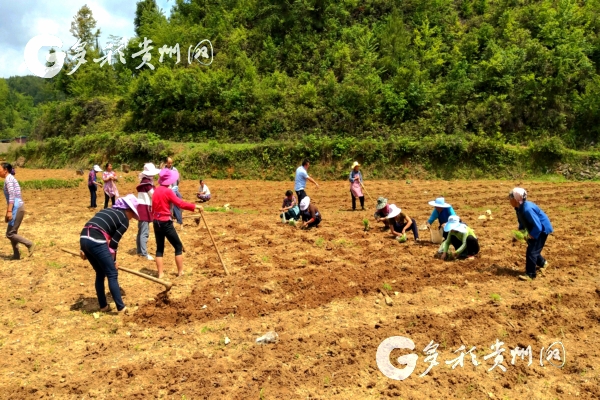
[280,190,300,221]
[509,187,553,281]
[196,178,211,202]
[152,168,203,279]
[373,197,391,230]
[386,204,419,242]
[79,194,139,313]
[427,197,458,240]
[299,196,321,229]
[438,215,480,260]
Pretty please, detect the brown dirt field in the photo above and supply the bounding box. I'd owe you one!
[0,169,598,399]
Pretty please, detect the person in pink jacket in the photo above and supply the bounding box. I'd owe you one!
[136,163,160,260]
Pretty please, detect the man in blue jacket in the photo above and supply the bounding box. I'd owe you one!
[509,188,553,280]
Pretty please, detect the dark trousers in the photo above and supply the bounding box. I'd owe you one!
[171,190,183,225]
[153,220,183,257]
[89,185,97,208]
[295,190,307,204]
[526,232,548,278]
[351,191,365,210]
[393,218,419,240]
[80,238,125,311]
[104,193,115,209]
[449,235,480,257]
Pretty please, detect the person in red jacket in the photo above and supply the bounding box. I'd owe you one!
[152,168,202,278]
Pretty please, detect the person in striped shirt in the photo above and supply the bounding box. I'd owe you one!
[0,163,35,260]
[79,194,139,313]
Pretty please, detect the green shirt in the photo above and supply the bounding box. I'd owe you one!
[439,226,477,255]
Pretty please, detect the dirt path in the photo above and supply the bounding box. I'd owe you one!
[0,169,598,399]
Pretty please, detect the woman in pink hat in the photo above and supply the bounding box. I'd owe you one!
[152,168,202,278]
[79,194,139,313]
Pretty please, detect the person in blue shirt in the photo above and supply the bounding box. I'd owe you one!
[294,159,319,203]
[509,188,553,281]
[427,197,457,239]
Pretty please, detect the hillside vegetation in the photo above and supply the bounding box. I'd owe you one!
[2,0,600,175]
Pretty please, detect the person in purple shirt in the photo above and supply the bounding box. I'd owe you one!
[509,188,553,281]
[88,165,103,208]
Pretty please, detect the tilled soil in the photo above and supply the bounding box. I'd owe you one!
[0,169,598,399]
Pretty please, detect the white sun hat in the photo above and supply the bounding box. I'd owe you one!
[444,215,467,233]
[93,165,103,172]
[300,196,311,211]
[386,204,401,219]
[142,163,161,176]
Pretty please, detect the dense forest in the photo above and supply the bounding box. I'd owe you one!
[2,0,600,149]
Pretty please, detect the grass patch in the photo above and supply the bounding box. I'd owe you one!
[47,261,64,269]
[17,178,83,190]
[314,238,325,248]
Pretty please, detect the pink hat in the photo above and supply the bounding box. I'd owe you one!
[158,168,179,186]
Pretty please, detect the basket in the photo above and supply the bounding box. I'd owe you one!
[430,227,444,244]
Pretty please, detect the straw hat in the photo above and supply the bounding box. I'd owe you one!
[351,161,360,169]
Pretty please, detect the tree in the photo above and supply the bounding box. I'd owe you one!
[69,4,101,49]
[134,0,159,37]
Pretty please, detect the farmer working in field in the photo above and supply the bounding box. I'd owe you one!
[509,188,553,281]
[196,178,211,202]
[299,196,321,229]
[294,159,319,203]
[386,204,419,242]
[373,197,391,230]
[280,190,300,221]
[102,163,119,209]
[152,168,203,279]
[1,163,35,260]
[427,197,457,239]
[88,165,102,208]
[349,161,365,211]
[165,157,184,230]
[438,215,479,260]
[79,194,140,313]
[136,163,160,261]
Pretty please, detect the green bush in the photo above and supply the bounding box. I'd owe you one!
[18,178,83,190]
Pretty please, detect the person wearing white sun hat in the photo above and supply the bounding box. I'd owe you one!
[438,215,479,260]
[299,196,321,229]
[386,204,419,241]
[427,197,458,239]
[88,164,103,208]
[136,163,161,260]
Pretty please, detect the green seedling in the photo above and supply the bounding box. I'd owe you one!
[363,218,370,231]
[397,233,407,243]
[382,283,392,292]
[315,238,324,248]
[288,219,297,227]
[490,293,502,302]
[512,229,528,242]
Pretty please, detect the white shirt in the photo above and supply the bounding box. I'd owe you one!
[199,184,210,195]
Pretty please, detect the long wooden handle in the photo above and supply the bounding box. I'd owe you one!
[60,248,173,290]
[118,267,173,291]
[360,182,374,201]
[200,210,230,275]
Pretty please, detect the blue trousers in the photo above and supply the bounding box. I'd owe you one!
[88,185,97,208]
[171,190,183,225]
[526,232,548,278]
[80,238,125,311]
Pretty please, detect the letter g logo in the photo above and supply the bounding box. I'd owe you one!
[376,336,419,381]
[24,34,66,78]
